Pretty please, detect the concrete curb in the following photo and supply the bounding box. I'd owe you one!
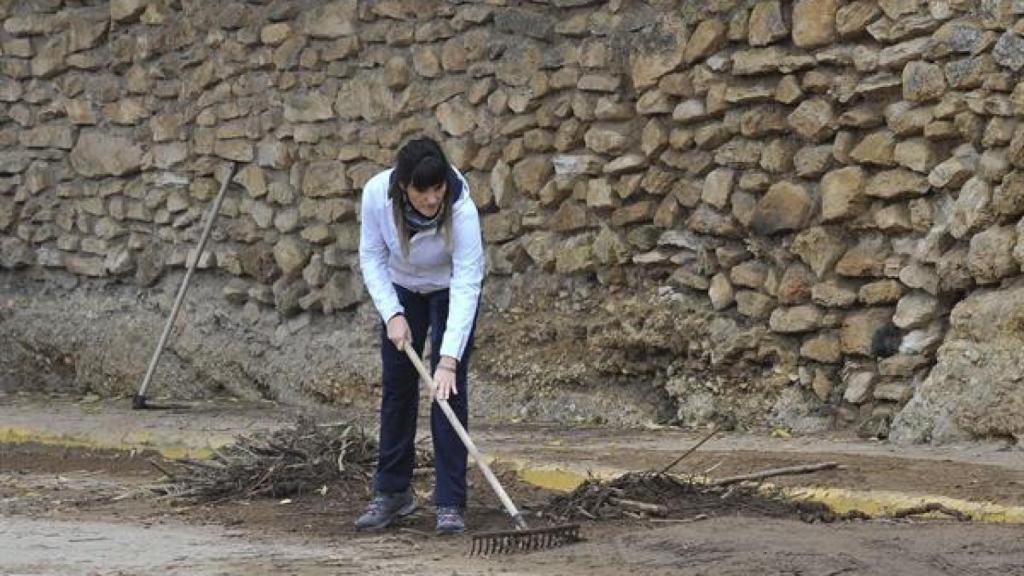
[0,426,219,460]
[4,426,1023,524]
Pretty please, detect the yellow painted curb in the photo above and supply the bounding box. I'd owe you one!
[486,458,618,492]
[487,456,1024,525]
[0,426,219,460]
[784,486,1024,524]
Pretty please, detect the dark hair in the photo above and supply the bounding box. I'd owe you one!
[389,137,454,256]
[394,138,449,191]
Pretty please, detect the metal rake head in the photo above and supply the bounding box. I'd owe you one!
[470,524,582,556]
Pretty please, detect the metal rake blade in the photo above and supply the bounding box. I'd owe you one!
[470,524,582,556]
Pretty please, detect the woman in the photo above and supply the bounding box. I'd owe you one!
[355,137,485,535]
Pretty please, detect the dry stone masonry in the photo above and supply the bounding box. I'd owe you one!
[1,0,1023,443]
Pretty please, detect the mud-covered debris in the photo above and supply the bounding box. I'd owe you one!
[154,418,430,502]
[541,471,855,524]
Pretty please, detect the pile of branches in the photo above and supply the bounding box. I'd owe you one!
[153,418,429,503]
[543,463,968,524]
[542,471,838,523]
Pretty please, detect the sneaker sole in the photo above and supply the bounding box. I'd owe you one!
[435,526,466,535]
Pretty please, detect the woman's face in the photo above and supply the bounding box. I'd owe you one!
[406,181,446,217]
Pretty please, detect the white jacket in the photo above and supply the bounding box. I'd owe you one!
[358,168,485,361]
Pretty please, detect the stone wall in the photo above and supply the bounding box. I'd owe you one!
[1,0,1023,442]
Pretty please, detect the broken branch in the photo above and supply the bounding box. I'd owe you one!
[660,423,721,475]
[608,496,668,517]
[710,462,840,487]
[147,458,177,480]
[889,503,970,521]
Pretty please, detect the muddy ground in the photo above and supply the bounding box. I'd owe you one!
[3,442,1024,576]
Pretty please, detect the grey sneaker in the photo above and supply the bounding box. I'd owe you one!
[354,489,417,531]
[436,506,465,535]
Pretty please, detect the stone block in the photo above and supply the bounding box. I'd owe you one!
[770,304,824,333]
[750,181,814,235]
[821,166,867,222]
[902,60,947,102]
[968,224,1018,284]
[801,331,842,363]
[787,98,835,142]
[841,307,897,356]
[792,0,838,48]
[748,0,788,47]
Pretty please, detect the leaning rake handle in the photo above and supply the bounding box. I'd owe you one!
[134,162,238,409]
[402,343,529,531]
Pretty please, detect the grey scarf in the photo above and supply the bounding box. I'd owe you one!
[402,195,443,237]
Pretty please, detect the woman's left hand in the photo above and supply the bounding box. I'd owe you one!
[432,356,458,401]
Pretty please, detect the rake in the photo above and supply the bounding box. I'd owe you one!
[403,344,582,556]
[133,161,238,411]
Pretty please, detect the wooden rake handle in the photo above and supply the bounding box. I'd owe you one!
[402,343,529,531]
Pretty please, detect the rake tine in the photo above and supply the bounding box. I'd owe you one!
[470,524,582,556]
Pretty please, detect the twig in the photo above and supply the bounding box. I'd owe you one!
[659,424,721,474]
[710,462,840,487]
[608,496,668,517]
[148,458,177,480]
[889,503,970,521]
[702,461,724,476]
[589,488,614,516]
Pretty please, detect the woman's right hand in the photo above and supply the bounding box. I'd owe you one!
[387,313,412,351]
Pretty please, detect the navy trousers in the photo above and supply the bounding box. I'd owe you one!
[374,284,476,507]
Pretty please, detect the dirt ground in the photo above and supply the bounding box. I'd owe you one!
[3,442,1024,576]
